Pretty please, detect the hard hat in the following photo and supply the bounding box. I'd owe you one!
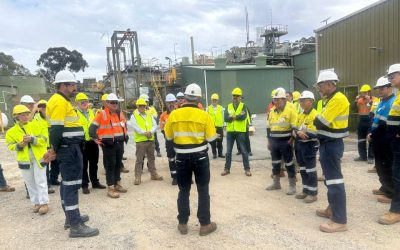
[176,92,184,98]
[20,95,35,104]
[360,84,371,92]
[387,64,400,75]
[75,93,89,102]
[292,91,301,101]
[184,83,202,97]
[139,94,149,102]
[101,94,108,101]
[317,70,339,84]
[211,93,219,100]
[270,89,277,98]
[165,93,176,102]
[53,70,77,84]
[300,90,315,100]
[136,98,147,106]
[1,112,8,127]
[38,100,47,105]
[374,76,391,89]
[232,87,242,96]
[106,93,119,101]
[273,87,286,99]
[13,105,31,116]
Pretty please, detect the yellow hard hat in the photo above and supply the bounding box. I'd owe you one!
[38,99,47,105]
[360,84,371,92]
[271,89,277,98]
[136,98,147,106]
[292,91,301,101]
[101,94,108,101]
[13,105,30,117]
[232,87,242,96]
[75,93,89,102]
[211,93,219,100]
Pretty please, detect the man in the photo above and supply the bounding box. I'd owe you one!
[129,98,163,185]
[314,70,349,233]
[140,94,162,157]
[354,84,377,163]
[164,83,217,236]
[89,93,128,198]
[266,88,298,195]
[176,92,185,107]
[221,87,252,177]
[46,70,99,237]
[75,93,106,194]
[292,91,302,114]
[207,93,225,159]
[379,63,400,225]
[367,77,395,204]
[0,164,15,192]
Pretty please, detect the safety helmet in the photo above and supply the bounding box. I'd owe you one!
[101,94,108,101]
[1,112,8,127]
[165,93,176,102]
[273,87,286,99]
[13,105,31,117]
[360,84,371,92]
[270,89,277,98]
[292,91,301,101]
[176,92,184,98]
[136,98,147,106]
[300,90,315,100]
[139,94,149,102]
[387,64,400,75]
[211,93,219,100]
[317,70,339,84]
[20,95,35,104]
[106,93,119,101]
[53,70,77,84]
[374,76,391,89]
[75,93,89,102]
[232,87,242,96]
[184,83,202,97]
[38,100,47,105]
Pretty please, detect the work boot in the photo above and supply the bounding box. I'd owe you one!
[33,204,41,213]
[172,178,178,185]
[92,183,106,189]
[213,154,217,159]
[319,220,348,233]
[304,195,317,203]
[377,195,392,204]
[368,158,374,164]
[64,214,89,229]
[122,156,127,160]
[316,206,332,219]
[121,167,129,173]
[221,169,230,176]
[50,180,61,186]
[0,185,15,192]
[134,177,141,185]
[151,172,163,181]
[218,154,225,158]
[378,212,400,225]
[372,189,385,195]
[48,187,55,194]
[279,169,285,177]
[82,187,90,194]
[266,175,281,190]
[368,167,377,173]
[245,169,252,177]
[38,204,49,215]
[354,157,367,162]
[286,177,296,195]
[107,186,119,198]
[178,224,188,235]
[69,223,99,238]
[199,222,217,236]
[115,182,127,193]
[295,192,307,199]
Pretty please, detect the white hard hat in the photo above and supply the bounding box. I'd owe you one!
[317,70,339,84]
[176,92,184,98]
[387,64,400,75]
[1,113,9,127]
[20,95,35,104]
[184,83,202,97]
[165,93,176,102]
[300,90,315,100]
[374,76,391,89]
[139,94,149,102]
[273,87,286,99]
[106,93,119,101]
[53,70,77,85]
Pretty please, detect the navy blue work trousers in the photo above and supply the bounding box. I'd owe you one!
[270,138,296,178]
[295,140,318,195]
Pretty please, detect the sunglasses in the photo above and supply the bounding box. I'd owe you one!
[388,73,398,80]
[232,95,240,97]
[80,100,89,104]
[108,101,118,105]
[38,104,46,108]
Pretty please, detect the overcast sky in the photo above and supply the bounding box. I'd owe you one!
[0,0,379,81]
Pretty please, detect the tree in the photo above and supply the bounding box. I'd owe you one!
[0,52,31,76]
[292,36,316,53]
[36,47,89,82]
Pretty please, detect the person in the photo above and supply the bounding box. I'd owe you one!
[0,164,15,192]
[292,91,302,114]
[354,84,377,163]
[265,88,298,195]
[379,63,400,225]
[6,105,50,214]
[75,93,106,194]
[176,92,185,107]
[236,102,252,156]
[367,77,395,204]
[89,93,128,198]
[164,83,217,236]
[140,94,162,157]
[207,93,225,159]
[47,70,99,237]
[314,70,349,233]
[293,91,319,203]
[221,88,252,177]
[160,93,179,185]
[286,91,293,102]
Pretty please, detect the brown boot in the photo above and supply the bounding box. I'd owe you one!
[199,222,217,236]
[372,189,385,195]
[0,185,15,192]
[304,195,317,203]
[378,212,400,225]
[279,169,285,177]
[221,169,230,176]
[115,182,127,193]
[38,204,49,215]
[134,177,141,185]
[107,186,120,198]
[295,193,307,199]
[319,220,348,233]
[177,224,188,235]
[377,195,392,204]
[367,167,377,173]
[245,170,252,177]
[33,204,41,213]
[316,206,332,219]
[151,172,163,181]
[121,167,129,173]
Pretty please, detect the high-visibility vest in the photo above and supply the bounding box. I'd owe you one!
[33,112,50,147]
[133,110,154,142]
[268,102,298,138]
[226,102,246,132]
[147,106,158,118]
[92,107,127,144]
[295,109,318,142]
[207,104,223,127]
[77,108,95,141]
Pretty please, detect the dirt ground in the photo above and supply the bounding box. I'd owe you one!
[1,114,400,250]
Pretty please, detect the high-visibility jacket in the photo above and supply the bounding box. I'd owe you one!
[370,97,380,115]
[90,107,127,144]
[159,111,170,131]
[293,100,302,114]
[77,108,95,141]
[314,91,349,140]
[46,92,84,151]
[147,106,158,118]
[387,93,400,137]
[371,95,395,137]
[207,104,224,127]
[356,96,378,115]
[164,103,217,154]
[33,112,50,147]
[132,109,155,142]
[316,99,325,114]
[225,102,247,132]
[6,121,48,169]
[294,108,318,142]
[267,101,298,139]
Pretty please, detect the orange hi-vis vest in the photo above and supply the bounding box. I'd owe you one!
[92,107,127,144]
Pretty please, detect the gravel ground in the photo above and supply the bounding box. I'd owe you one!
[1,114,399,250]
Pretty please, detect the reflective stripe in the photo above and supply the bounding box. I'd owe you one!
[175,145,208,153]
[65,204,79,211]
[63,131,84,137]
[206,134,218,142]
[50,120,64,125]
[316,115,330,126]
[269,133,291,138]
[271,160,281,164]
[317,130,349,138]
[112,122,121,127]
[99,135,114,139]
[61,200,64,205]
[299,167,306,171]
[174,132,205,137]
[387,120,400,126]
[371,124,378,128]
[358,139,366,142]
[99,125,112,129]
[306,167,316,173]
[171,171,177,174]
[65,116,79,122]
[375,114,387,121]
[334,115,348,121]
[168,158,175,162]
[326,179,344,185]
[92,121,99,126]
[303,185,318,191]
[63,179,82,186]
[299,138,318,142]
[18,160,31,165]
[270,122,290,127]
[165,136,173,141]
[114,132,124,136]
[285,161,294,166]
[391,105,400,111]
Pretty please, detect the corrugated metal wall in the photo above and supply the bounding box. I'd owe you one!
[293,51,316,91]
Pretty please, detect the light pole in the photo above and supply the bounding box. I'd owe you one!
[165,57,172,68]
[210,46,218,59]
[173,43,178,64]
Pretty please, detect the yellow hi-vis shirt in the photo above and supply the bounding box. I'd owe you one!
[267,102,298,139]
[33,112,50,147]
[387,92,400,136]
[295,108,318,142]
[207,104,224,127]
[77,108,95,141]
[164,104,217,154]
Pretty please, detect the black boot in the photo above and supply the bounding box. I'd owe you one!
[64,214,90,229]
[69,223,99,238]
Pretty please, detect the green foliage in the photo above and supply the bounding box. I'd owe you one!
[292,37,316,53]
[0,52,31,76]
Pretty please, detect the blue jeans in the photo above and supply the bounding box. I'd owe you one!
[225,132,250,170]
[0,164,7,188]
